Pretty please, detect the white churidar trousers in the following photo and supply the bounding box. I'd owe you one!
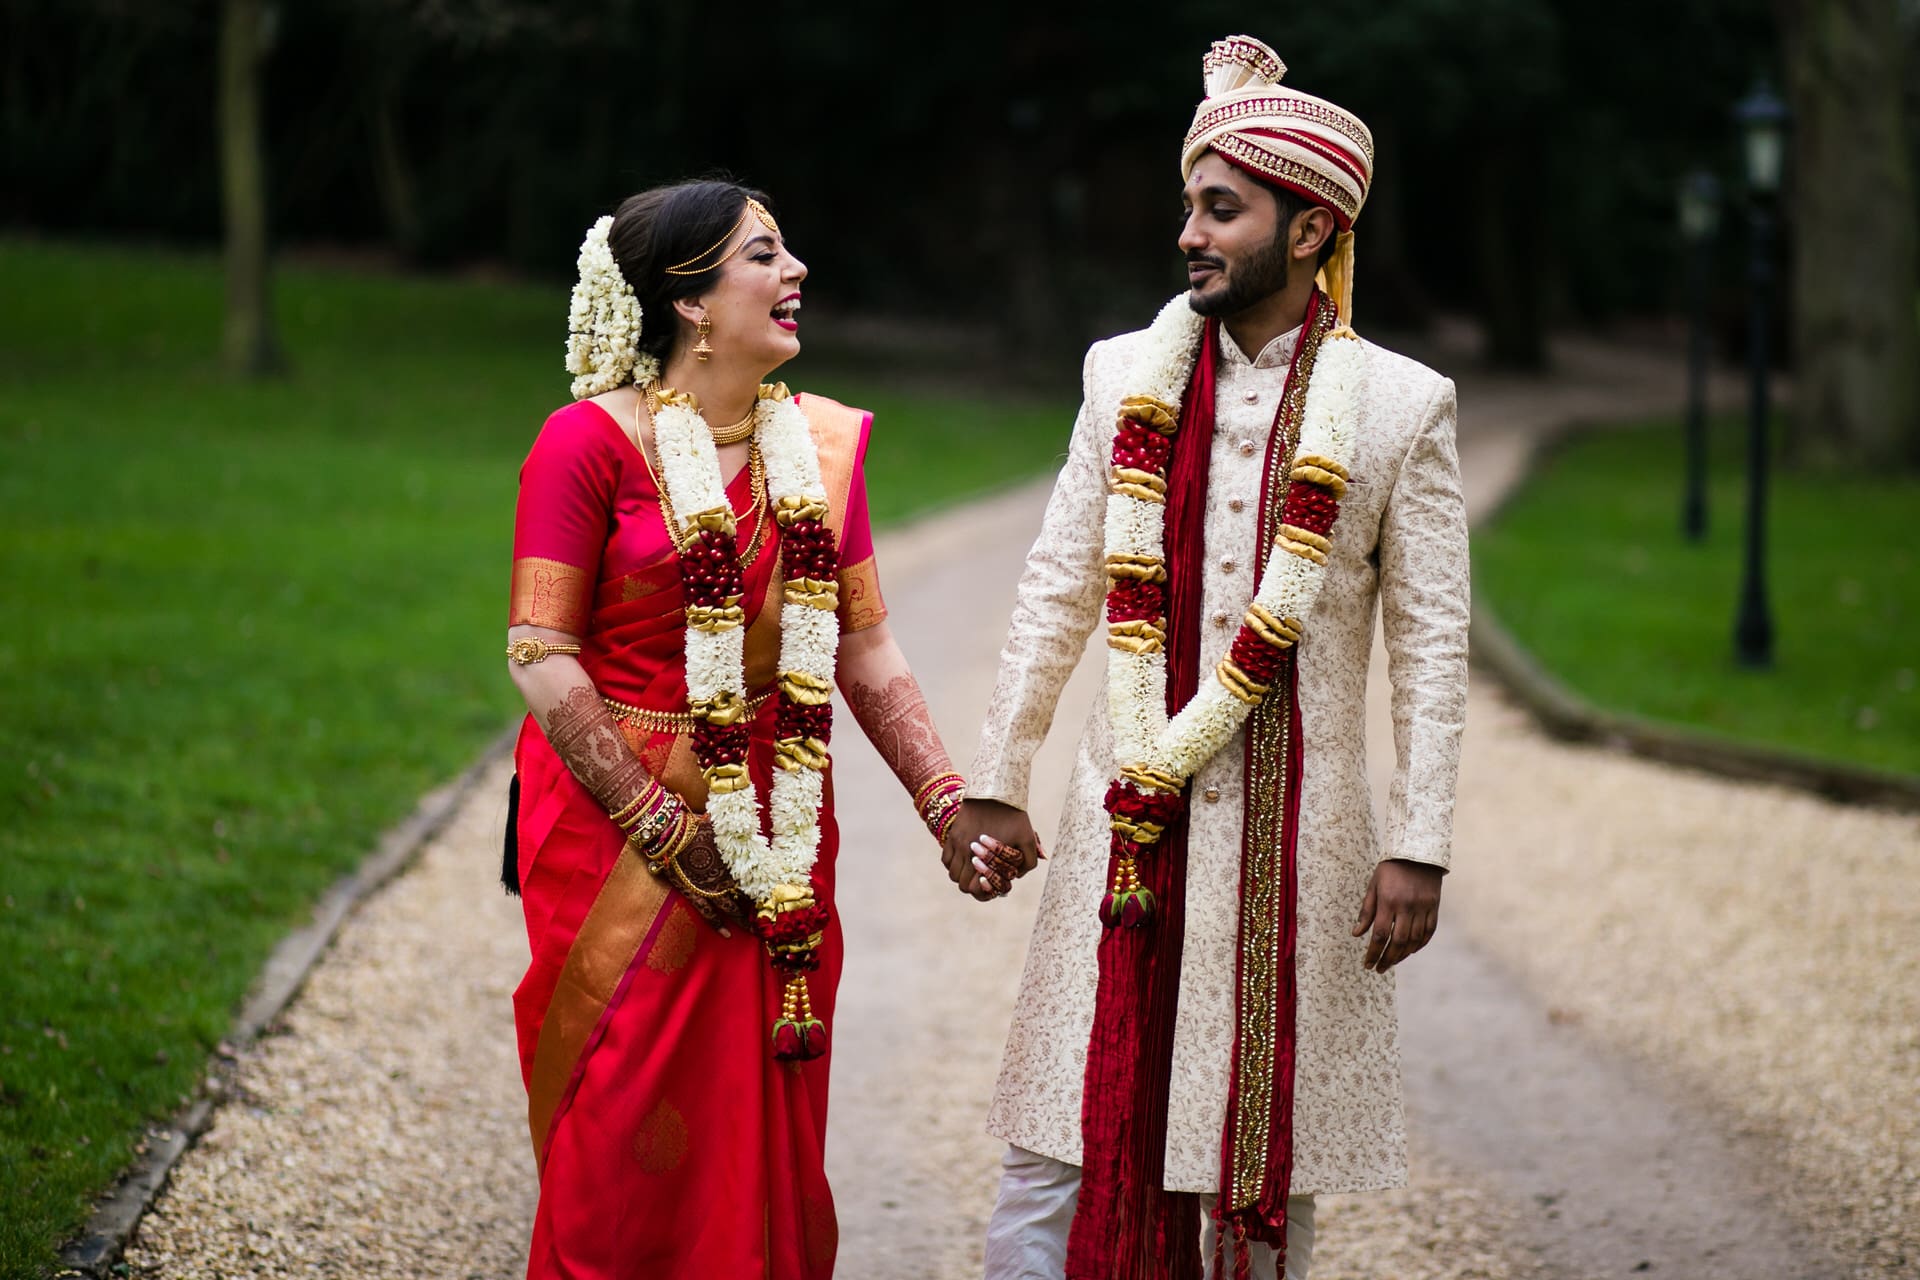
[983,1145,1317,1279]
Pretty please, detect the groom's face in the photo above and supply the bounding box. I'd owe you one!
[1178,152,1293,318]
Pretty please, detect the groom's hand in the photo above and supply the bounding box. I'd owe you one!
[943,799,1040,901]
[1352,858,1443,971]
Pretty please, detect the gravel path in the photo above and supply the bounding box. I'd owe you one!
[122,332,1914,1279]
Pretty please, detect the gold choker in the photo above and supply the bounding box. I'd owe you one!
[643,383,758,445]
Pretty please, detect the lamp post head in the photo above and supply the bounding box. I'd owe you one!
[1735,79,1790,195]
[1678,169,1723,242]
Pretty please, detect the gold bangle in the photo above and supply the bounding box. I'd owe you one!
[608,791,651,830]
[912,770,965,812]
[627,797,685,852]
[508,636,583,665]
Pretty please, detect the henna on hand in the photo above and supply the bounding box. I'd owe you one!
[659,817,752,930]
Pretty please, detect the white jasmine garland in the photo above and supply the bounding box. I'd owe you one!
[565,216,659,399]
[651,391,839,905]
[1105,298,1362,790]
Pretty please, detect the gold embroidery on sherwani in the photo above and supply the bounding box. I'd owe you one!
[1227,300,1332,1211]
[510,556,593,633]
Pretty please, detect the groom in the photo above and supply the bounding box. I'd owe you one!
[944,35,1470,1280]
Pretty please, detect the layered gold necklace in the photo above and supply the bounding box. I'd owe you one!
[632,384,770,563]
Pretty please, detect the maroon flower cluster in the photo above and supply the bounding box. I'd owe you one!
[1111,421,1173,475]
[1103,779,1187,858]
[1105,578,1166,625]
[1229,626,1290,686]
[781,516,838,583]
[691,719,750,771]
[754,901,832,972]
[680,526,743,607]
[776,700,833,745]
[1281,482,1339,537]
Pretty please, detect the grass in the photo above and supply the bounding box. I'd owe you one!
[1474,417,1919,776]
[0,238,1074,1278]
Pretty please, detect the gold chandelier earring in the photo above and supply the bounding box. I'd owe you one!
[693,315,714,362]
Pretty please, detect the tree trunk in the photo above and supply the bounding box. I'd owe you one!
[370,87,421,262]
[219,0,280,377]
[1777,0,1919,468]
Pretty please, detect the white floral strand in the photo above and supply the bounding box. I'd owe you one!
[651,391,839,905]
[757,395,840,886]
[1105,299,1362,789]
[565,216,659,399]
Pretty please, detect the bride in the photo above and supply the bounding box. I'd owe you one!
[502,179,968,1278]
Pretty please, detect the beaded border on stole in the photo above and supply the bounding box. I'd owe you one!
[1226,298,1336,1212]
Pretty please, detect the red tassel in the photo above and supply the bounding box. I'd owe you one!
[1099,856,1157,929]
[771,973,828,1061]
[1233,1220,1251,1280]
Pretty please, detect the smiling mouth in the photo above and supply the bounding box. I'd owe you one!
[1187,260,1223,281]
[771,296,802,330]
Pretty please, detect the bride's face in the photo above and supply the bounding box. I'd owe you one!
[694,216,808,373]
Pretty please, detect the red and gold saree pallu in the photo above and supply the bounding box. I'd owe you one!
[1068,296,1335,1280]
[508,394,881,1280]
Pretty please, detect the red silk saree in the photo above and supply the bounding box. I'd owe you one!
[508,393,883,1279]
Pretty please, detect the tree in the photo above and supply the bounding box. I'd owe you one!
[219,0,281,376]
[1777,0,1920,468]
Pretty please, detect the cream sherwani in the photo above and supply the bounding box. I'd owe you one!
[970,321,1470,1195]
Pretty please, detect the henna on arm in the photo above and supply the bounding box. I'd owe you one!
[522,668,747,928]
[843,668,966,841]
[844,673,954,790]
[542,684,656,819]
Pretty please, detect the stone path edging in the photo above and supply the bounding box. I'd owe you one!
[1471,428,1920,814]
[56,729,518,1278]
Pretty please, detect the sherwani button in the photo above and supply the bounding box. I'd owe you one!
[1203,786,1221,802]
[1220,558,1237,574]
[1243,390,1259,404]
[1211,610,1229,628]
[1237,440,1256,456]
[1228,498,1245,512]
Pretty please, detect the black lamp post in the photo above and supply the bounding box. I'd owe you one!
[1732,79,1788,670]
[1677,170,1721,542]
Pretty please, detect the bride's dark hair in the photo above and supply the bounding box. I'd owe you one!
[606,178,773,366]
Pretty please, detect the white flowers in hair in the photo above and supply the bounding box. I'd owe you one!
[1105,297,1362,784]
[565,215,658,399]
[651,392,838,903]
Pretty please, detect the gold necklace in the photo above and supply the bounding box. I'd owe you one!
[645,383,758,445]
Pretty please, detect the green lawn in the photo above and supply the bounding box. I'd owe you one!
[0,239,1074,1277]
[1474,418,1919,776]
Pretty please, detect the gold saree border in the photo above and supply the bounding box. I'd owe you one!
[526,843,673,1168]
[511,555,593,634]
[838,557,887,633]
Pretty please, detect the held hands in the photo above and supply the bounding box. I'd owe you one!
[941,798,1044,902]
[1352,857,1443,972]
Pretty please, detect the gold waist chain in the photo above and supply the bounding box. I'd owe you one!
[601,688,778,734]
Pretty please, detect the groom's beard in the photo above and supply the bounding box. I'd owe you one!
[1187,235,1292,318]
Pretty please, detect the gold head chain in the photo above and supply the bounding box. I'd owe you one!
[663,198,781,277]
